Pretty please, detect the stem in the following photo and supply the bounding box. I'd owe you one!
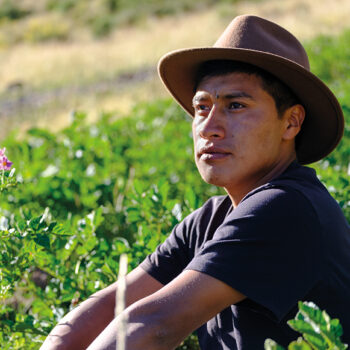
[116,254,128,350]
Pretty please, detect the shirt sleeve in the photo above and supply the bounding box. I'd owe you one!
[140,208,198,285]
[185,186,323,321]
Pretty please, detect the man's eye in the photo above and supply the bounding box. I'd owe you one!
[196,104,210,111]
[229,102,244,109]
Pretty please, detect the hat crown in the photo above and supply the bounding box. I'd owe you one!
[157,15,344,164]
[214,15,310,70]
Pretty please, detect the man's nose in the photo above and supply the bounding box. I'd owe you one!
[199,105,225,139]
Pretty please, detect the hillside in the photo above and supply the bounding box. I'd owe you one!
[1,0,350,138]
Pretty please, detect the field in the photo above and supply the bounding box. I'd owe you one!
[0,0,350,349]
[1,0,350,138]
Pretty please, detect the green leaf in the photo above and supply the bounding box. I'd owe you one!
[60,291,76,303]
[330,318,344,338]
[29,216,42,231]
[52,223,70,235]
[126,207,142,222]
[157,178,169,202]
[288,337,313,350]
[34,250,54,266]
[133,180,144,195]
[264,338,286,350]
[75,245,88,255]
[93,207,104,227]
[34,234,50,249]
[83,235,97,251]
[47,222,57,232]
[288,319,313,333]
[289,302,348,350]
[106,255,118,270]
[303,333,327,350]
[298,302,326,327]
[98,239,109,252]
[184,186,197,210]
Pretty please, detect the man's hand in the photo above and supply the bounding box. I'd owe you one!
[40,266,163,350]
[87,270,246,350]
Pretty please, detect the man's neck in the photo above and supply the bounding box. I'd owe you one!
[225,155,297,208]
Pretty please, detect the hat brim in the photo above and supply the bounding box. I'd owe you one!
[158,47,344,164]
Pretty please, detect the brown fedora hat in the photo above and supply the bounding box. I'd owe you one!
[158,15,344,164]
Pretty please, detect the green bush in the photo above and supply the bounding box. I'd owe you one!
[90,15,115,37]
[46,0,76,13]
[0,101,214,349]
[0,1,30,22]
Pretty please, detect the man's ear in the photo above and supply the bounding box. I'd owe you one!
[282,104,305,141]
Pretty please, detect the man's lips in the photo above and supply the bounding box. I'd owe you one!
[198,146,231,160]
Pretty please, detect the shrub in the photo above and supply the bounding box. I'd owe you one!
[90,15,115,38]
[0,1,30,22]
[0,101,215,349]
[46,0,76,13]
[23,17,70,43]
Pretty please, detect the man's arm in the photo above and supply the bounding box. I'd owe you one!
[40,266,163,350]
[87,269,246,350]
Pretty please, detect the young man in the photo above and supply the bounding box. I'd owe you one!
[41,15,350,350]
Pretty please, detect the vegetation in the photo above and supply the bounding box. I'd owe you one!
[2,0,350,141]
[0,3,349,350]
[0,0,244,42]
[265,302,348,350]
[0,89,349,348]
[0,101,210,349]
[0,1,30,21]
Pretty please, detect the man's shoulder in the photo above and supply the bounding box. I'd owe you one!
[235,162,347,234]
[236,184,316,223]
[182,194,232,228]
[201,195,231,211]
[241,162,330,212]
[231,163,322,226]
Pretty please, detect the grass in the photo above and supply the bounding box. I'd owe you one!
[1,0,350,139]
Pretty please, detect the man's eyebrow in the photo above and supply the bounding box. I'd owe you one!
[192,92,209,102]
[192,91,254,105]
[192,93,210,105]
[221,92,253,100]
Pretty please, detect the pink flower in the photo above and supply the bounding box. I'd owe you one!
[0,148,13,171]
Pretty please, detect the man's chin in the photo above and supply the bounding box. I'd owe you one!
[199,173,227,188]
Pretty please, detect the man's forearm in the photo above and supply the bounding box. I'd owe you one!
[86,300,177,350]
[40,267,164,350]
[40,282,117,350]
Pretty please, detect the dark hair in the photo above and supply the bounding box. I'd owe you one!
[193,60,300,118]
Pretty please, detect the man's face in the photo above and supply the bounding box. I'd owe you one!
[192,72,288,197]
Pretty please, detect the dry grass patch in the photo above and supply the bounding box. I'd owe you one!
[236,0,350,39]
[2,0,350,91]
